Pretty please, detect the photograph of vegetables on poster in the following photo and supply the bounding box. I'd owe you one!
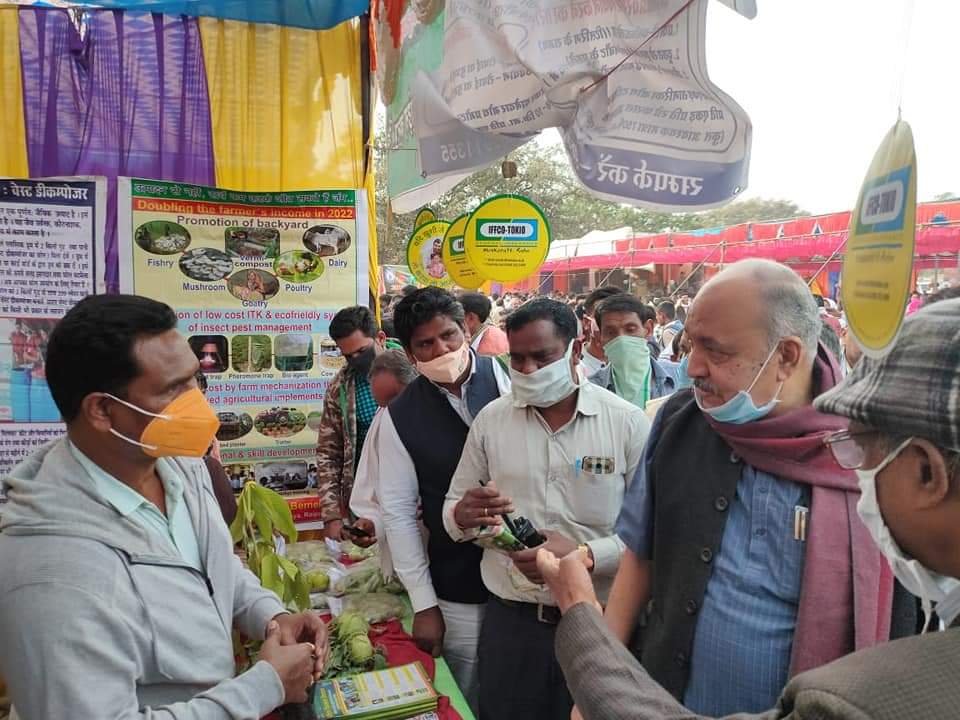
[117,178,369,475]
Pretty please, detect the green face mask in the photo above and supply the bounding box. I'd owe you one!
[603,335,651,409]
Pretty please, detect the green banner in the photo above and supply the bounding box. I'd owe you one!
[383,10,445,203]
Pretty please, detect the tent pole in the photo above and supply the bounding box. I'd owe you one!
[536,271,556,293]
[805,237,848,289]
[597,265,621,289]
[669,242,722,299]
[360,13,371,175]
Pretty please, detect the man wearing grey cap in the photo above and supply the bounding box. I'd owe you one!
[535,298,960,720]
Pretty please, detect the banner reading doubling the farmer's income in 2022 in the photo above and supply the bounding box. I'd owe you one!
[0,177,106,481]
[118,179,369,491]
[410,0,754,212]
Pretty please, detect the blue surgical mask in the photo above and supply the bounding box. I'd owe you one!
[675,356,693,390]
[695,345,782,425]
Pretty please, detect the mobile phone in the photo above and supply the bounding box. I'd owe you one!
[344,524,372,539]
[478,479,545,548]
[506,515,546,549]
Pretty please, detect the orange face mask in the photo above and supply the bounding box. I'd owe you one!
[105,388,220,458]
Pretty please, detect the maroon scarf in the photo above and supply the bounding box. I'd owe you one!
[705,345,894,676]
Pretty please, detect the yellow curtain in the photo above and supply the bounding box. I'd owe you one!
[365,146,381,319]
[0,7,29,177]
[200,16,378,307]
[200,17,364,191]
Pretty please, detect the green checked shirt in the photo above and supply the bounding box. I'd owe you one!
[354,374,378,464]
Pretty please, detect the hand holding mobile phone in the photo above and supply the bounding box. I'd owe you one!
[344,524,372,539]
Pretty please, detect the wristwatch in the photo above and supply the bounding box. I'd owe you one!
[578,543,595,571]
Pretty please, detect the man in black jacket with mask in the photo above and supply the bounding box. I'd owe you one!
[377,288,510,716]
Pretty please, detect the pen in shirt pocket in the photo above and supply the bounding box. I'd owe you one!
[574,457,582,477]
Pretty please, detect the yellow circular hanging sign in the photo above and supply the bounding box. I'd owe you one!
[463,195,551,283]
[442,214,486,290]
[414,207,436,230]
[842,119,917,358]
[406,220,454,288]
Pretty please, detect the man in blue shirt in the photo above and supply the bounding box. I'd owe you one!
[602,259,911,716]
[655,300,684,355]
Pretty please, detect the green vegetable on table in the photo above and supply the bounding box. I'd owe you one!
[323,611,388,679]
[337,612,370,640]
[348,635,374,663]
[305,570,330,593]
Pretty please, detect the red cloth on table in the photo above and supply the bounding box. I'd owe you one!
[373,620,462,720]
[374,619,434,678]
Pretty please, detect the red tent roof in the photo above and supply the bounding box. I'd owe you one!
[542,201,960,271]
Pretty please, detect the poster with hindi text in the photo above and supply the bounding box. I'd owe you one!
[411,0,753,212]
[117,179,369,494]
[0,177,106,485]
[375,3,472,214]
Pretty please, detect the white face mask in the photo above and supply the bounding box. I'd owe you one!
[510,340,578,408]
[856,437,960,630]
[417,342,471,385]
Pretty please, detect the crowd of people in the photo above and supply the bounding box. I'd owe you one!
[0,259,957,720]
[318,260,960,720]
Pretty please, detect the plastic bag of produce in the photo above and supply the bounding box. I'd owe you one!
[309,592,330,610]
[324,537,379,564]
[326,558,376,596]
[327,558,405,596]
[338,593,406,624]
[340,540,378,563]
[285,541,335,583]
[286,540,333,565]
